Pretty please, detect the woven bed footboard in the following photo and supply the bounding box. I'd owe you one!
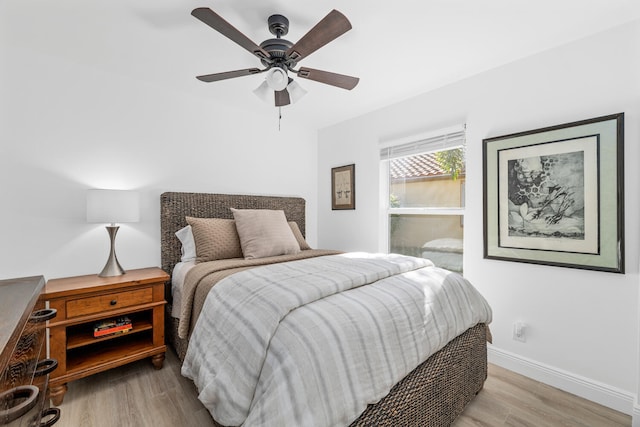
[350,322,488,427]
[167,307,487,427]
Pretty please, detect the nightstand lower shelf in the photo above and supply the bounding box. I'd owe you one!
[66,334,161,373]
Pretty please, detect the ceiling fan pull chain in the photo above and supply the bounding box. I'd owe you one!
[278,107,282,131]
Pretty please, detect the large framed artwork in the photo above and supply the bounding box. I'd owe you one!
[483,113,624,273]
[331,164,355,210]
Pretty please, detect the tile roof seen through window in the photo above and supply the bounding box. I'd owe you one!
[390,152,458,180]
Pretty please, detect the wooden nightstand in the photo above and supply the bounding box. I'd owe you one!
[44,267,168,406]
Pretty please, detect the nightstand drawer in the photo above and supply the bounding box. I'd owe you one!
[66,287,153,318]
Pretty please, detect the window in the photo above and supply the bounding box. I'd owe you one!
[380,126,466,272]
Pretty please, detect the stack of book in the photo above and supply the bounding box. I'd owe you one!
[93,316,132,338]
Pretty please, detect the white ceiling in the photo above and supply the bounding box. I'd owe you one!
[4,1,640,131]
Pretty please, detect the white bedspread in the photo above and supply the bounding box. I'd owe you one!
[181,253,492,427]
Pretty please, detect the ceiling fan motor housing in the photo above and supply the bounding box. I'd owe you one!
[259,38,295,68]
[260,14,297,68]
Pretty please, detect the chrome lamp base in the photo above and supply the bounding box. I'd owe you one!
[99,225,126,277]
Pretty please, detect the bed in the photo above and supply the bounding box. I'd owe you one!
[160,192,491,427]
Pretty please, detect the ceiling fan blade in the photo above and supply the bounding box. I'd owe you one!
[286,10,351,62]
[297,67,359,90]
[196,68,264,82]
[192,8,270,61]
[275,89,291,107]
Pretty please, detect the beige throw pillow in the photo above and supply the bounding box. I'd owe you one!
[231,208,301,259]
[288,221,311,250]
[185,217,243,263]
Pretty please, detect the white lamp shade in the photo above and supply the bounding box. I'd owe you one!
[265,67,288,91]
[287,80,307,104]
[253,79,307,105]
[87,190,140,224]
[253,80,273,104]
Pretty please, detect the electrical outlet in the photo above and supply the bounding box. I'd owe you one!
[513,322,527,342]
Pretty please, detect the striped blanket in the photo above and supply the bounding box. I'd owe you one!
[181,253,492,427]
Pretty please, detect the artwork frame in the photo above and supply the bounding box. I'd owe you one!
[331,164,355,210]
[483,113,624,273]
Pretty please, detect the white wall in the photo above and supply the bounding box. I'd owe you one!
[318,20,640,415]
[0,44,318,280]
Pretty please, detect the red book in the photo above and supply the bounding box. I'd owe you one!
[94,322,133,337]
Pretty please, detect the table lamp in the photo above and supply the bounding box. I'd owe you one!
[86,189,140,277]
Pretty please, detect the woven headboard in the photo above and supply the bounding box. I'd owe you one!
[160,192,306,275]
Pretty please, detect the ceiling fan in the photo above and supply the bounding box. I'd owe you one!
[191,8,360,107]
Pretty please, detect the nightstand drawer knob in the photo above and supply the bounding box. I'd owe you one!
[110,300,117,306]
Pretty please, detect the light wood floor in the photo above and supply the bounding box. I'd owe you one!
[453,364,630,427]
[52,348,631,427]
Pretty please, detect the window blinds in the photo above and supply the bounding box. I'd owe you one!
[380,126,466,160]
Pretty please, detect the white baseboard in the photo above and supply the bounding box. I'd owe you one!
[633,405,640,427]
[488,345,635,416]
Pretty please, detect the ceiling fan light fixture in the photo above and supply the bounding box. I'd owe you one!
[253,80,273,104]
[287,80,307,104]
[265,67,288,91]
[192,8,359,109]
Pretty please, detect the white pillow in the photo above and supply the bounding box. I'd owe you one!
[231,208,301,259]
[175,225,197,262]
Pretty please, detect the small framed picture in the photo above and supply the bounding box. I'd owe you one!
[331,164,355,210]
[483,113,624,273]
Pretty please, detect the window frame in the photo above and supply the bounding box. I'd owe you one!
[379,125,466,255]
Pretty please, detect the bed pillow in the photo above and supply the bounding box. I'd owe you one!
[288,221,311,250]
[175,225,197,262]
[231,208,301,259]
[185,217,243,262]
